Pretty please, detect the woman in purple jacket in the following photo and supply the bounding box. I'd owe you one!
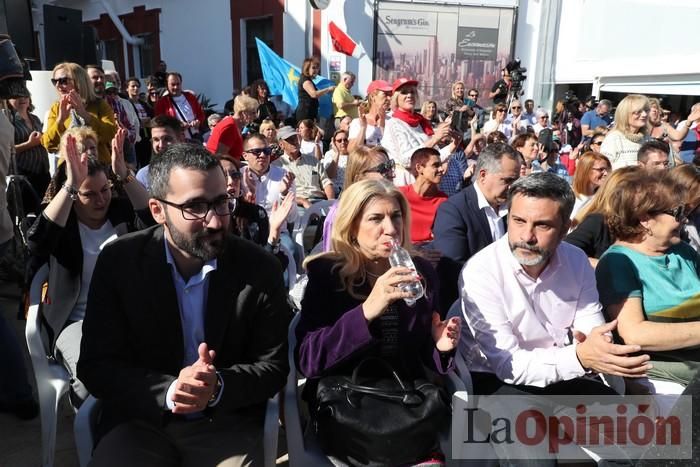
[295,179,460,462]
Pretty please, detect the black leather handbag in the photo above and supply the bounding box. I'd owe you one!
[313,358,451,466]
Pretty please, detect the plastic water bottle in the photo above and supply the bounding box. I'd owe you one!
[388,239,424,307]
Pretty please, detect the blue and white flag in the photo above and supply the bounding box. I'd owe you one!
[255,38,334,119]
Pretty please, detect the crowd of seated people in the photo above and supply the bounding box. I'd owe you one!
[8,53,700,466]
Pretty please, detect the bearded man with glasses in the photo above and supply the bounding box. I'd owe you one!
[78,143,291,466]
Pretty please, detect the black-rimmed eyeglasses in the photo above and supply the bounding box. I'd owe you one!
[156,195,236,221]
[364,159,396,177]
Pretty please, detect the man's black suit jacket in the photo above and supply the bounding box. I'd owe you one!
[432,184,504,314]
[77,225,292,437]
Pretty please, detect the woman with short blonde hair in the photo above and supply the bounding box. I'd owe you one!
[600,94,652,169]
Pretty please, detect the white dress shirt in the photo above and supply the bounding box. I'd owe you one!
[460,236,605,388]
[242,164,298,227]
[473,182,507,241]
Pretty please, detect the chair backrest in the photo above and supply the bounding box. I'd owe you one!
[293,200,335,259]
[25,264,52,366]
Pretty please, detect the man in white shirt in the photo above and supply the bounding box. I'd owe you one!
[432,143,520,312]
[461,172,650,392]
[241,133,299,263]
[459,172,651,464]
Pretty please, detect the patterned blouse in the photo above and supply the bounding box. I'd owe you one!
[10,111,49,175]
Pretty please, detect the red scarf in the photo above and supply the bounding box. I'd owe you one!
[393,108,434,136]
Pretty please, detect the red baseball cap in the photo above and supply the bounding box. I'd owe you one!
[391,78,418,94]
[366,79,392,96]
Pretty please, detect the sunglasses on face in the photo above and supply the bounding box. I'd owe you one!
[511,106,521,110]
[51,77,72,86]
[245,147,273,157]
[496,109,506,113]
[658,205,686,222]
[540,116,549,120]
[364,159,396,176]
[591,140,603,146]
[335,138,349,143]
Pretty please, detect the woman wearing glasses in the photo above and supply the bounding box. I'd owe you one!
[322,129,350,194]
[596,170,700,390]
[321,146,395,252]
[532,108,551,136]
[482,103,509,138]
[570,152,611,220]
[26,126,151,407]
[42,62,116,164]
[600,94,653,170]
[381,78,460,187]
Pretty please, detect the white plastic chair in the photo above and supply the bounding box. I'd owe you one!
[74,395,100,467]
[293,200,335,262]
[25,263,71,467]
[72,384,280,467]
[283,312,333,466]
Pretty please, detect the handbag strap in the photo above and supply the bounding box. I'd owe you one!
[351,357,409,392]
[341,380,425,407]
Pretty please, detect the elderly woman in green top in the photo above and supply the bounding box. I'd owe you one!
[596,170,700,387]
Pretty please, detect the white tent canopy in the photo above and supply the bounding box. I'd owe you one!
[596,74,700,97]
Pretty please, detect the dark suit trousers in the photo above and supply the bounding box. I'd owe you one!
[89,409,264,467]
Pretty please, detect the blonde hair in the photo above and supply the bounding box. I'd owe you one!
[52,62,97,104]
[58,126,98,155]
[259,119,277,136]
[390,87,419,112]
[304,179,412,299]
[611,94,650,137]
[451,81,465,100]
[343,145,389,189]
[233,95,258,114]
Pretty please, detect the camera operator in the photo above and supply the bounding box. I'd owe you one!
[488,68,512,106]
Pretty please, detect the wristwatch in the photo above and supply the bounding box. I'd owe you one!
[62,183,79,201]
[115,169,136,185]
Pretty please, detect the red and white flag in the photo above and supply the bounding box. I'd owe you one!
[329,21,364,59]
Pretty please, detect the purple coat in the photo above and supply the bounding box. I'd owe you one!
[295,255,453,379]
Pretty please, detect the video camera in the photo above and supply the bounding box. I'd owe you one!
[505,59,527,90]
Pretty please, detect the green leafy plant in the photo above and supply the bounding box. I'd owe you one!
[197,93,218,114]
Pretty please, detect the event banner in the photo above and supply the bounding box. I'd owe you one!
[375,1,515,109]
